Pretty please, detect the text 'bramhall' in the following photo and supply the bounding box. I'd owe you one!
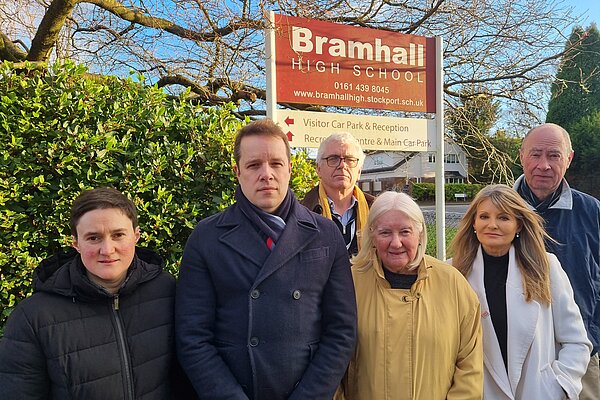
[291,26,425,67]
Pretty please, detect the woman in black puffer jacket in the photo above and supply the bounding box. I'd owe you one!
[0,188,193,400]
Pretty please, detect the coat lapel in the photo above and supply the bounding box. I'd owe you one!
[469,247,513,398]
[217,205,270,269]
[506,247,539,394]
[253,205,319,287]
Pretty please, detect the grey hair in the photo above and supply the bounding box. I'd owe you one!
[316,132,365,168]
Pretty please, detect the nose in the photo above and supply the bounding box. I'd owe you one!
[338,158,353,169]
[100,239,115,255]
[537,155,551,170]
[390,233,403,248]
[259,164,275,180]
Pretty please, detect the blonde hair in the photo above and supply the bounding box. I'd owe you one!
[450,184,552,304]
[352,191,427,272]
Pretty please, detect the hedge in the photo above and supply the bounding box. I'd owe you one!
[0,61,318,332]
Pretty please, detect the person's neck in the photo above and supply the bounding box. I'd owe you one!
[325,186,354,214]
[531,187,556,203]
[87,271,124,295]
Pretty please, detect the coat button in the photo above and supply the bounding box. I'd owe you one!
[250,289,260,299]
[249,337,259,347]
[292,290,301,300]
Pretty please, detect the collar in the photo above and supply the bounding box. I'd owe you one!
[327,194,357,224]
[514,175,573,211]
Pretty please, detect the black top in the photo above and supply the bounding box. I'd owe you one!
[383,266,419,289]
[483,249,509,371]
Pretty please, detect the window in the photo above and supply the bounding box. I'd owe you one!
[428,153,436,163]
[444,154,459,164]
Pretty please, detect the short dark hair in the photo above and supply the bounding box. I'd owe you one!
[70,187,138,237]
[233,119,291,164]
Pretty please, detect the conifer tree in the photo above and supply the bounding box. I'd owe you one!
[546,24,600,130]
[546,24,600,197]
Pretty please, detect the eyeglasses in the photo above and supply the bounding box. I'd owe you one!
[322,155,359,168]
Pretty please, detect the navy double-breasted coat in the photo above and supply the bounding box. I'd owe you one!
[175,201,357,400]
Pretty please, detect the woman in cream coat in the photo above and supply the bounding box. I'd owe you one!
[451,185,591,399]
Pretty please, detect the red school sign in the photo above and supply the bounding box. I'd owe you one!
[271,14,437,113]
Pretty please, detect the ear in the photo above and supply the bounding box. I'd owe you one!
[288,161,292,174]
[233,164,240,178]
[134,226,141,243]
[72,235,80,252]
[566,150,574,169]
[316,161,323,177]
[519,148,524,164]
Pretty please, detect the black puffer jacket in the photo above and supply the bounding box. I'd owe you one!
[0,247,178,400]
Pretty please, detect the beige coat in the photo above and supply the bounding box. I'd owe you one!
[341,255,483,400]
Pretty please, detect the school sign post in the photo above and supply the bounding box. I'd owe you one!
[265,13,447,258]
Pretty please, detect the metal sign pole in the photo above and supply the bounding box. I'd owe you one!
[434,36,446,260]
[265,11,277,119]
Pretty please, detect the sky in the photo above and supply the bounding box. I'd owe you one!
[564,0,600,27]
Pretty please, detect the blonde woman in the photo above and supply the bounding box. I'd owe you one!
[340,191,483,399]
[451,184,591,399]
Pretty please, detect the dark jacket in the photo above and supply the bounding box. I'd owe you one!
[515,176,600,355]
[0,247,179,400]
[176,199,357,400]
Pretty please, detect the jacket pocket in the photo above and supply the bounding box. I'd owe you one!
[539,363,567,399]
[300,247,329,262]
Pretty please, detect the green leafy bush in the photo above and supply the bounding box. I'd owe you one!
[411,182,484,202]
[0,61,318,331]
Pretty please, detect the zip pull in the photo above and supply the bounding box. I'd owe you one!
[113,295,120,310]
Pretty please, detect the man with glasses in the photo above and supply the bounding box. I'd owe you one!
[301,132,375,256]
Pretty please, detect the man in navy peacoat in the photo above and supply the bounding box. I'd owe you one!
[175,118,357,400]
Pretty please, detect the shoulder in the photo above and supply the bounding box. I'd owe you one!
[571,188,600,208]
[299,185,322,212]
[295,202,342,235]
[364,192,376,207]
[424,255,462,276]
[546,252,570,284]
[4,291,81,339]
[423,256,478,300]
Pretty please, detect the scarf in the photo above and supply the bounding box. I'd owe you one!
[235,186,295,249]
[318,184,370,251]
[517,178,563,213]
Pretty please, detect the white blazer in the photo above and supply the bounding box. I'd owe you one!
[467,246,591,400]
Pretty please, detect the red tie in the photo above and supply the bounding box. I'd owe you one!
[266,237,274,250]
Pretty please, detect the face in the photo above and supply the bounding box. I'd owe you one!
[520,125,573,200]
[372,210,421,274]
[72,208,140,292]
[473,198,521,257]
[234,135,292,213]
[317,141,362,194]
